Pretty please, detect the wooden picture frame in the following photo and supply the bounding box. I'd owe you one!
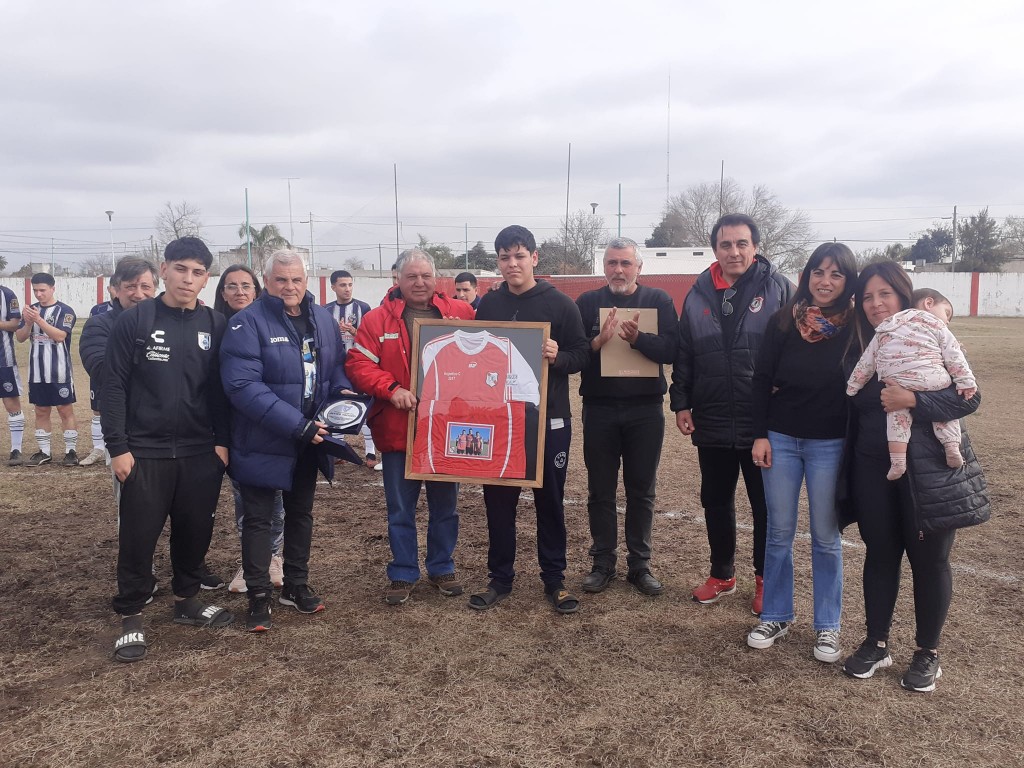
[405,319,550,487]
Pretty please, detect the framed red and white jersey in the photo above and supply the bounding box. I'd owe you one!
[406,320,549,487]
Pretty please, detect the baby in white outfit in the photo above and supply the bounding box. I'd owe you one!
[847,289,977,481]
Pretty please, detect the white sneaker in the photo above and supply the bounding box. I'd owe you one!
[269,554,284,588]
[79,447,106,466]
[228,566,247,593]
[373,462,384,472]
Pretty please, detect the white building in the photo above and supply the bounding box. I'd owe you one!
[593,246,715,275]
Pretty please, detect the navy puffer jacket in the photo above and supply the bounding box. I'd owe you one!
[669,256,793,449]
[220,291,350,490]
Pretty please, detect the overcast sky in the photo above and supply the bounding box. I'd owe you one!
[2,0,1022,272]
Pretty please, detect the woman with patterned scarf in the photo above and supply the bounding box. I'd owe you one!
[743,243,859,664]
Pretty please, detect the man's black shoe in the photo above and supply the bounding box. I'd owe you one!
[628,569,664,596]
[246,592,273,632]
[581,569,614,593]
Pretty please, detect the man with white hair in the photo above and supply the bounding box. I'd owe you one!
[574,238,678,596]
[221,249,352,632]
[346,248,475,606]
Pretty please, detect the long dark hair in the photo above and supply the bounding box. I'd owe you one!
[213,264,263,318]
[851,261,913,352]
[777,242,858,332]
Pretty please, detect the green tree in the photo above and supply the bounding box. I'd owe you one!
[12,263,34,278]
[465,242,495,271]
[416,234,459,271]
[955,208,1006,272]
[909,226,952,264]
[239,223,291,274]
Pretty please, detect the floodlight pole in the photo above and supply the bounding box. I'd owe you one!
[105,210,115,272]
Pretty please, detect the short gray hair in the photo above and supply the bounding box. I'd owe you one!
[396,247,435,275]
[605,237,643,265]
[264,248,307,276]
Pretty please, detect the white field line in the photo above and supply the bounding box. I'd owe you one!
[314,482,1018,585]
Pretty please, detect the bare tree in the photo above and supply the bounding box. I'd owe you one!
[77,255,112,277]
[155,201,203,245]
[1002,215,1024,259]
[647,179,813,271]
[342,256,365,271]
[538,210,606,274]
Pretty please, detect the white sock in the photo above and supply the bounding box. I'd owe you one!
[64,429,78,453]
[36,429,51,457]
[91,415,104,451]
[362,424,376,456]
[8,411,24,451]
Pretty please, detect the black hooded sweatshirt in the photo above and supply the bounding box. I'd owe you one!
[475,279,589,419]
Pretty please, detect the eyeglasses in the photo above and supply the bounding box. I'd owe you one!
[224,283,255,294]
[722,288,737,317]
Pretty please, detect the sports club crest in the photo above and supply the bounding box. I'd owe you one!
[197,332,212,350]
[485,371,498,387]
[749,296,764,313]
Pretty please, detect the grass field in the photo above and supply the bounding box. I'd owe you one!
[1,317,1021,767]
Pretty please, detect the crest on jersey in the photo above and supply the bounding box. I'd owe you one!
[62,314,74,328]
[485,372,498,387]
[197,332,212,350]
[749,297,764,313]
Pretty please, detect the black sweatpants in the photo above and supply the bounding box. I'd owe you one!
[483,421,572,592]
[853,452,955,650]
[112,452,225,615]
[239,444,319,594]
[696,446,768,580]
[583,400,664,574]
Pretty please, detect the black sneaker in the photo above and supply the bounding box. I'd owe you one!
[247,591,273,632]
[901,649,942,692]
[747,620,791,649]
[28,451,51,465]
[279,583,325,614]
[199,561,226,590]
[842,638,893,679]
[62,449,79,466]
[8,449,23,466]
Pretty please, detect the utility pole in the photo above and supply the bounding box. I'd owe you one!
[394,164,400,258]
[617,183,624,237]
[952,205,958,265]
[565,143,571,259]
[465,223,469,269]
[244,188,251,270]
[105,210,114,272]
[285,177,300,244]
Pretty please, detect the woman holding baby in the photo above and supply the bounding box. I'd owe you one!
[839,261,989,692]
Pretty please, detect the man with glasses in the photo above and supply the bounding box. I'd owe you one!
[669,214,793,615]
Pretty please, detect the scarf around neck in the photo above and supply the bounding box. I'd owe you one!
[793,300,852,342]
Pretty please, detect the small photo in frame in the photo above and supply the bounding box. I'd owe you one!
[405,319,550,488]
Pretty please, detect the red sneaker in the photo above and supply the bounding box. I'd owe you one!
[691,576,737,604]
[751,575,764,616]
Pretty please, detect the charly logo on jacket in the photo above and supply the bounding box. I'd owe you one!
[749,297,764,313]
[197,332,212,350]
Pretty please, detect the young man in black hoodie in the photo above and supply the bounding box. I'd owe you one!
[468,225,590,614]
[103,237,233,662]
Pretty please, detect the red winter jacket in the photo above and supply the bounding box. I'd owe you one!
[345,289,475,453]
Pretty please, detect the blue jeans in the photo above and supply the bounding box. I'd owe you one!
[760,431,844,631]
[381,451,460,583]
[232,479,284,555]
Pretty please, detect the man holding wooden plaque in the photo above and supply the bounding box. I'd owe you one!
[575,238,678,596]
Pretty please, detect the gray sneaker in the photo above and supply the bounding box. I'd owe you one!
[813,629,842,663]
[747,620,790,649]
[8,449,23,466]
[62,449,79,466]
